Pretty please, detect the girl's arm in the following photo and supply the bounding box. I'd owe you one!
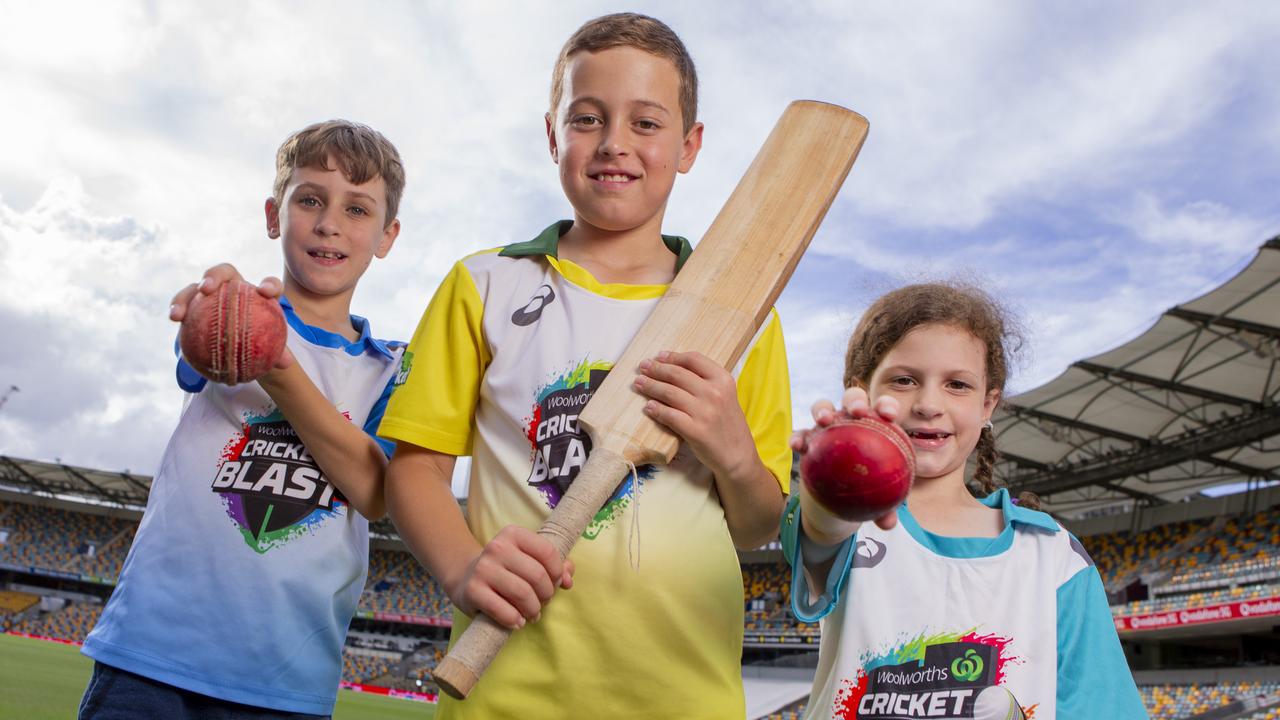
[1056,561,1148,719]
[784,389,900,621]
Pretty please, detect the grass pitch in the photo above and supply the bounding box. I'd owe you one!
[0,633,436,719]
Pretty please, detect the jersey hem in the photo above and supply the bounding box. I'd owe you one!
[81,638,335,715]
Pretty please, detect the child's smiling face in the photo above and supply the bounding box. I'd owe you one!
[268,156,398,304]
[867,323,1000,484]
[547,45,702,237]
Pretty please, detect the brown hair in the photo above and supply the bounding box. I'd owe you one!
[272,120,405,228]
[843,283,1041,510]
[549,13,699,133]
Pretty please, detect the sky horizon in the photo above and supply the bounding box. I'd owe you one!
[2,2,1278,497]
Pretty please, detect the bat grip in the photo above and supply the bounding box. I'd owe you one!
[432,448,631,699]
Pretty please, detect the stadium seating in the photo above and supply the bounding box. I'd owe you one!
[1115,582,1280,617]
[0,590,40,631]
[761,697,807,719]
[341,648,395,684]
[10,601,103,642]
[1139,682,1280,720]
[360,549,451,620]
[1080,517,1214,590]
[0,501,134,580]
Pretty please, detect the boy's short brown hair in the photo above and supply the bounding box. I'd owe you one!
[272,120,405,227]
[549,13,699,132]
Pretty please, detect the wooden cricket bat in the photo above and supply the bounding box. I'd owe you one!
[432,100,869,699]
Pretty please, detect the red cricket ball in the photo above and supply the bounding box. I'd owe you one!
[800,416,915,521]
[179,281,286,386]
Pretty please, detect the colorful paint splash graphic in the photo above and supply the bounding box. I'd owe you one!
[523,357,655,539]
[215,409,345,554]
[831,628,1027,719]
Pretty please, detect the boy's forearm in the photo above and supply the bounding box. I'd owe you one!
[257,363,388,520]
[715,458,785,550]
[384,444,480,598]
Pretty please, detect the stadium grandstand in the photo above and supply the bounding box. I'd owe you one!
[2,237,1278,717]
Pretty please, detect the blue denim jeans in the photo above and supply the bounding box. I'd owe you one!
[78,662,329,720]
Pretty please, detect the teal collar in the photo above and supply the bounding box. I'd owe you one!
[499,220,693,272]
[896,488,1059,559]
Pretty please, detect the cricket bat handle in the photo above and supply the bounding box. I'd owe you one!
[432,448,632,699]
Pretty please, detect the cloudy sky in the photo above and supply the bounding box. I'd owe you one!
[1,1,1277,494]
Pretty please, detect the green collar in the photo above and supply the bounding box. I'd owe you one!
[500,220,693,272]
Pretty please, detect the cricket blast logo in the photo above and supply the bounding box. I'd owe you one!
[212,415,346,553]
[523,360,654,537]
[526,366,609,502]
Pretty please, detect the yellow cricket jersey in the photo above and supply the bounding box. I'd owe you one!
[379,221,792,719]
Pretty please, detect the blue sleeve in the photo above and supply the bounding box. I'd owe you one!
[362,373,398,459]
[173,337,207,393]
[781,494,855,623]
[1056,566,1148,719]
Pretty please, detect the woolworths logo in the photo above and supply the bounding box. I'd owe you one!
[950,649,984,682]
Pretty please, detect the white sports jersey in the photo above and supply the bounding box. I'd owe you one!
[783,490,1147,720]
[83,296,402,715]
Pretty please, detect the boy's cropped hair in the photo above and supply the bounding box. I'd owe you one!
[549,12,699,132]
[272,119,406,226]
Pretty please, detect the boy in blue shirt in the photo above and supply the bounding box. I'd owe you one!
[80,119,405,718]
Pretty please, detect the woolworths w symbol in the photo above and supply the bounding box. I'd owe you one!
[951,649,984,682]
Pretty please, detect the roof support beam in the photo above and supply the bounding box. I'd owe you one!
[0,456,56,495]
[60,465,119,505]
[1002,404,1149,443]
[1009,409,1280,496]
[1166,308,1280,341]
[1075,361,1259,409]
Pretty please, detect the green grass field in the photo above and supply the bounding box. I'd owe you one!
[0,633,436,719]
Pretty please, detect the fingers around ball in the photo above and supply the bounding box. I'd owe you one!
[873,395,900,422]
[840,387,872,417]
[256,276,283,298]
[169,283,199,321]
[809,399,838,425]
[200,263,244,293]
[874,511,899,532]
[789,429,809,453]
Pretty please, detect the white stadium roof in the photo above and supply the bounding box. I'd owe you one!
[996,236,1280,518]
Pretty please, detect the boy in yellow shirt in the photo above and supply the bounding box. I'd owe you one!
[379,13,792,718]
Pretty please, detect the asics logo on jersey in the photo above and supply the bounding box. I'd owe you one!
[512,284,556,326]
[852,537,887,568]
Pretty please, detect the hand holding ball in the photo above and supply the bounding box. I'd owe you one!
[179,281,287,385]
[800,417,915,521]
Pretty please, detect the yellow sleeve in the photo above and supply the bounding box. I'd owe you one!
[736,308,793,494]
[377,260,490,456]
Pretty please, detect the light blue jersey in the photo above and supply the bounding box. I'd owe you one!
[783,490,1148,720]
[83,297,401,715]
